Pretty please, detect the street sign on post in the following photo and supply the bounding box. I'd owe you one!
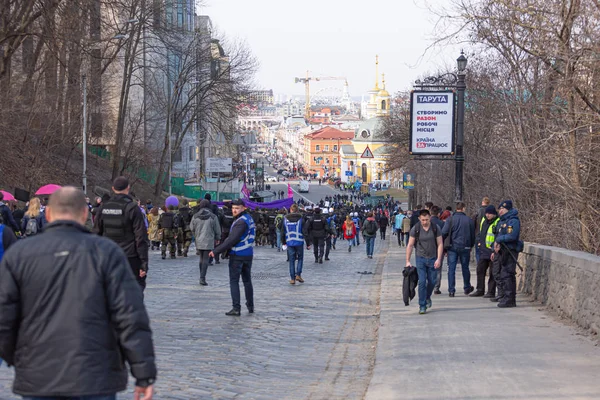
[206,158,233,173]
[360,146,374,158]
[409,90,456,155]
[345,170,353,176]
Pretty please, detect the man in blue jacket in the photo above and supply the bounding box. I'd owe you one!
[442,202,475,297]
[493,200,521,308]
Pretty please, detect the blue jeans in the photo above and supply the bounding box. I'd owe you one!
[287,245,304,279]
[347,237,355,248]
[229,257,254,310]
[23,396,116,400]
[416,256,437,307]
[365,236,375,256]
[447,248,472,293]
[276,231,282,250]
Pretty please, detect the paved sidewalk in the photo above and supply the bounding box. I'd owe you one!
[366,243,600,400]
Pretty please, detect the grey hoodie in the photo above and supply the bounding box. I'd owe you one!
[190,208,221,250]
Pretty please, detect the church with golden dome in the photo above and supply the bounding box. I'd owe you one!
[340,55,393,185]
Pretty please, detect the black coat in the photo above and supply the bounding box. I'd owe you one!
[0,221,156,397]
[402,266,418,306]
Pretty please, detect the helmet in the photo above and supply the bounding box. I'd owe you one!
[353,212,358,217]
[329,207,334,213]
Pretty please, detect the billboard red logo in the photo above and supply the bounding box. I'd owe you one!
[416,142,427,148]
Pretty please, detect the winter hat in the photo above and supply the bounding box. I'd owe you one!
[485,205,497,215]
[199,199,211,209]
[204,193,212,201]
[165,195,179,209]
[498,200,513,210]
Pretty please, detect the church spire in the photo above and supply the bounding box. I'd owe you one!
[381,73,386,89]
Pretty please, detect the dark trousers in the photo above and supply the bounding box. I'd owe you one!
[492,254,504,299]
[325,236,332,258]
[499,249,517,305]
[229,257,254,310]
[397,231,403,246]
[23,396,116,400]
[476,257,496,295]
[380,227,386,240]
[198,250,211,281]
[127,257,146,292]
[313,237,325,260]
[434,257,443,291]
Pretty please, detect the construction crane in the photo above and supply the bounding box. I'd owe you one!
[295,71,347,120]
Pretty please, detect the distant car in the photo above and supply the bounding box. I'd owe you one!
[282,171,291,177]
[265,175,277,182]
[299,180,310,193]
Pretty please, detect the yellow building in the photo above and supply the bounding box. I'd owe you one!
[340,57,393,184]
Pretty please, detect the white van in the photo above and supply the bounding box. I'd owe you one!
[299,180,310,193]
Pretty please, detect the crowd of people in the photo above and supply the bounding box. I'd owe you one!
[0,177,522,399]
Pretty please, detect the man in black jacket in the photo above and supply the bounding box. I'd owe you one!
[305,207,330,264]
[0,187,156,399]
[93,176,149,292]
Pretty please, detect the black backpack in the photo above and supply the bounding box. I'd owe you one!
[311,217,324,231]
[365,220,378,235]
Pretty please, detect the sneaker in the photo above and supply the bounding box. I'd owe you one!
[296,275,304,283]
[319,258,323,264]
[225,308,241,316]
[199,279,208,286]
[289,279,296,285]
[247,306,254,314]
[426,299,432,309]
[434,289,442,295]
[449,292,455,297]
[464,286,475,295]
[161,254,166,260]
[469,290,485,297]
[325,257,330,261]
[419,307,426,314]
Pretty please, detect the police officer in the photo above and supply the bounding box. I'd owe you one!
[210,199,255,316]
[93,176,149,292]
[176,199,193,257]
[305,207,330,264]
[493,200,521,308]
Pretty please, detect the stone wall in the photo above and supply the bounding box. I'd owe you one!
[518,243,600,335]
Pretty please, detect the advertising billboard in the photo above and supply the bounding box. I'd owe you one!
[403,172,415,190]
[410,91,456,155]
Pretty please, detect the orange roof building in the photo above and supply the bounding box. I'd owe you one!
[303,127,354,178]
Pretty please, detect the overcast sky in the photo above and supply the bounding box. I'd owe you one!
[201,0,461,98]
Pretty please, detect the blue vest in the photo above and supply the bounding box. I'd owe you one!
[230,213,255,257]
[352,217,360,229]
[284,217,304,247]
[0,225,5,261]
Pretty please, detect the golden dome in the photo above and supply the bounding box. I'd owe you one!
[378,89,390,97]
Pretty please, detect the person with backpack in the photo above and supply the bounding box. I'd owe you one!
[158,205,179,260]
[324,209,336,261]
[281,204,306,284]
[361,212,378,259]
[406,209,443,314]
[21,197,46,237]
[176,199,193,257]
[342,215,357,252]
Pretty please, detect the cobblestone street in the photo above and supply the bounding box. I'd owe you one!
[0,237,387,400]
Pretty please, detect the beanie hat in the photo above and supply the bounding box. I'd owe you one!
[204,193,212,201]
[485,205,497,215]
[498,200,513,210]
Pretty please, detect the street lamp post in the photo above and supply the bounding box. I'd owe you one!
[455,52,468,203]
[82,74,88,194]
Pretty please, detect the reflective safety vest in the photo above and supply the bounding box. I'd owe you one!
[231,213,256,257]
[352,217,360,229]
[480,217,499,249]
[284,217,303,247]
